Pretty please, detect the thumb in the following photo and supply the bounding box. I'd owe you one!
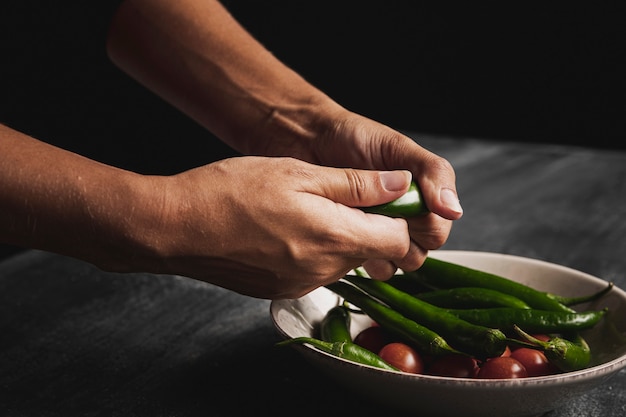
[320,169,413,209]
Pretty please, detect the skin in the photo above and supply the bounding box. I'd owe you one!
[0,0,463,299]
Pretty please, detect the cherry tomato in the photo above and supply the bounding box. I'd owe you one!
[354,326,392,354]
[476,356,528,379]
[427,354,479,378]
[500,345,512,357]
[378,342,424,374]
[510,347,559,377]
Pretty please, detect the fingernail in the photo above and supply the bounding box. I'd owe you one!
[441,188,463,214]
[380,171,410,192]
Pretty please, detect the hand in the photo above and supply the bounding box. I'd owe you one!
[277,109,464,278]
[141,156,420,299]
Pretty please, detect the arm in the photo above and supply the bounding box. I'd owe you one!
[0,124,164,272]
[106,0,463,275]
[106,0,336,159]
[1,0,462,299]
[0,124,415,298]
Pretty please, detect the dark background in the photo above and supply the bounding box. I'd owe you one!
[1,1,625,259]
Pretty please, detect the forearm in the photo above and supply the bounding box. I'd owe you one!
[106,0,342,158]
[0,124,165,271]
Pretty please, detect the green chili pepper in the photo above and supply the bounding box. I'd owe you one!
[402,257,576,313]
[342,275,509,359]
[407,256,612,364]
[361,181,429,218]
[548,282,614,307]
[320,304,353,343]
[325,281,462,356]
[414,287,532,309]
[276,337,400,371]
[445,307,607,333]
[513,325,591,372]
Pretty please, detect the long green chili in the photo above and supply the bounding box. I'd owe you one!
[276,337,400,371]
[325,281,462,356]
[401,257,576,313]
[414,287,532,309]
[513,325,591,372]
[445,307,607,333]
[320,304,353,343]
[342,275,509,359]
[361,181,429,218]
[548,282,614,307]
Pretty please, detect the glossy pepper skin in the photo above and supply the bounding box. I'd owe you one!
[414,287,532,309]
[342,275,509,360]
[361,181,429,218]
[402,257,576,313]
[320,304,353,343]
[550,282,614,306]
[325,281,462,356]
[513,325,591,372]
[404,256,601,371]
[276,337,400,372]
[445,307,607,333]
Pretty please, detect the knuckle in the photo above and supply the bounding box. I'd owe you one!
[343,168,369,201]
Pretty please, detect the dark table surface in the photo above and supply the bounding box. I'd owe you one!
[2,132,626,417]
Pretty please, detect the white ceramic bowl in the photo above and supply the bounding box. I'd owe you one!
[270,250,626,417]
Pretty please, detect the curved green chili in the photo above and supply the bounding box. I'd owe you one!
[320,304,353,343]
[361,181,429,218]
[513,325,591,372]
[406,257,609,366]
[414,287,532,309]
[342,275,509,359]
[401,257,576,313]
[548,281,614,307]
[276,337,399,371]
[325,281,462,356]
[445,307,607,333]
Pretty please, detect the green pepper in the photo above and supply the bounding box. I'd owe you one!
[342,275,509,359]
[361,181,429,218]
[320,304,353,343]
[401,257,576,313]
[445,307,607,333]
[513,325,591,372]
[414,287,532,309]
[404,257,606,368]
[276,337,400,371]
[325,281,462,356]
[548,282,614,307]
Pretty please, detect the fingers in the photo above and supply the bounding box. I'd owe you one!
[361,259,398,280]
[409,149,463,221]
[361,211,452,279]
[312,168,414,210]
[361,237,427,279]
[300,162,456,276]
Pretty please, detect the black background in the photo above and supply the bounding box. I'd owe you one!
[1,1,625,259]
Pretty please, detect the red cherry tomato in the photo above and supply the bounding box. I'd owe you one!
[378,342,424,374]
[427,354,479,378]
[532,334,552,342]
[510,348,559,377]
[476,356,528,379]
[354,326,392,354]
[500,345,512,357]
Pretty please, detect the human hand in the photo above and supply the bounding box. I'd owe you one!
[286,109,464,278]
[141,156,422,299]
[105,0,461,289]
